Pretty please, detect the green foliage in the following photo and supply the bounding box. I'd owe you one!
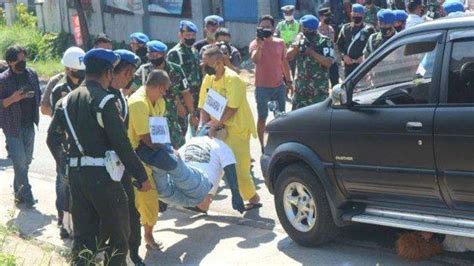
[16,3,37,28]
[0,252,17,266]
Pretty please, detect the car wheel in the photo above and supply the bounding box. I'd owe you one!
[274,163,339,246]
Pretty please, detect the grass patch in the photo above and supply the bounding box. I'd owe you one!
[29,60,63,79]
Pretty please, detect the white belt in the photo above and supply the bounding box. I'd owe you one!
[69,157,105,167]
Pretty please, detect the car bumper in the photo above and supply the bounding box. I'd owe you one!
[260,153,274,194]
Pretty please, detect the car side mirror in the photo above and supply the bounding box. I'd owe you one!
[331,84,347,106]
[268,100,286,117]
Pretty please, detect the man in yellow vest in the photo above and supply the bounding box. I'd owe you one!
[275,5,300,77]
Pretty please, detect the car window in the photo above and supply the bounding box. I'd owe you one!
[352,41,438,106]
[448,39,474,104]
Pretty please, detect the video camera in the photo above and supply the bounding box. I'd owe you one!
[257,27,273,40]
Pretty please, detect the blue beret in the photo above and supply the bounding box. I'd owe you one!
[205,15,224,25]
[377,9,396,24]
[146,40,168,53]
[281,5,295,12]
[393,10,408,22]
[443,0,464,14]
[352,4,365,14]
[83,48,120,67]
[129,32,150,44]
[300,15,320,30]
[114,49,140,67]
[180,20,198,33]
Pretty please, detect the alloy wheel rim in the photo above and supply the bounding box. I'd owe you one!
[283,181,317,232]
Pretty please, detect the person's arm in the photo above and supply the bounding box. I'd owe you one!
[250,39,264,64]
[223,164,245,213]
[102,99,151,189]
[41,75,60,116]
[286,43,300,62]
[1,89,27,108]
[336,27,346,56]
[46,102,66,164]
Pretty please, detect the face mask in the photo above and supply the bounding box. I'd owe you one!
[324,17,331,24]
[150,57,165,67]
[184,38,196,46]
[71,70,85,81]
[352,16,363,24]
[125,78,134,89]
[395,25,404,32]
[304,31,317,40]
[381,27,392,36]
[204,65,216,75]
[136,47,147,59]
[284,15,294,21]
[15,61,26,73]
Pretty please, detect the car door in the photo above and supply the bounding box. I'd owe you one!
[330,31,447,208]
[434,29,474,213]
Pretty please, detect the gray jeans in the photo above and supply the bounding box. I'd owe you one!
[152,158,212,207]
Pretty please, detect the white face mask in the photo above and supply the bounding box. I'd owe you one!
[284,15,294,21]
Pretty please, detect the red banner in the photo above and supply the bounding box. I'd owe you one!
[72,15,83,47]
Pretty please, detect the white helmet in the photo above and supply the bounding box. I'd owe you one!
[61,47,86,70]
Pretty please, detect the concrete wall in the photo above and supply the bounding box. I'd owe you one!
[37,0,274,49]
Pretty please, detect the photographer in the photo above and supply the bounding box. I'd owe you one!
[249,15,293,152]
[287,15,334,110]
[0,45,41,208]
[201,28,242,73]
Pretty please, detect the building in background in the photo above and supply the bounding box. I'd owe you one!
[34,0,327,48]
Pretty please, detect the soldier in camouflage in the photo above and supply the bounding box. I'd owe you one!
[364,9,396,58]
[287,15,335,110]
[364,0,382,28]
[167,20,202,135]
[134,41,195,148]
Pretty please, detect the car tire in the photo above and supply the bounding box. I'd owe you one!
[274,163,339,247]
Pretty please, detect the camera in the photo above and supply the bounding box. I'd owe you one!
[298,36,310,54]
[216,41,231,56]
[257,27,273,40]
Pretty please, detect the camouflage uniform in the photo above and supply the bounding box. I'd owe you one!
[426,0,441,19]
[292,33,335,110]
[167,43,202,135]
[133,61,189,148]
[363,31,393,57]
[364,5,381,27]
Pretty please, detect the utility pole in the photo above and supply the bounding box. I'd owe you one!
[75,0,91,49]
[5,0,17,26]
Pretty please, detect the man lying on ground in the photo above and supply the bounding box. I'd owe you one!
[136,127,248,214]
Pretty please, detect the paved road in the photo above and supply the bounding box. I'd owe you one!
[0,88,472,265]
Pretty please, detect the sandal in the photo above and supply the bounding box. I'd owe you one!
[244,202,263,211]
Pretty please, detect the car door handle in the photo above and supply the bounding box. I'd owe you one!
[406,121,423,131]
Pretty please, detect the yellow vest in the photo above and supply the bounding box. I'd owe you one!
[277,20,300,46]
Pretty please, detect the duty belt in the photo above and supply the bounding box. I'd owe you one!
[69,156,105,167]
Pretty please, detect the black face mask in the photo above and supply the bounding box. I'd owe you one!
[381,27,393,37]
[15,61,26,73]
[184,38,196,46]
[71,70,85,81]
[395,25,404,32]
[324,17,331,24]
[136,47,147,59]
[352,17,363,24]
[204,65,216,75]
[304,31,318,41]
[150,57,165,67]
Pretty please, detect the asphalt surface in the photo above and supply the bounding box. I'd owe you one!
[0,89,473,265]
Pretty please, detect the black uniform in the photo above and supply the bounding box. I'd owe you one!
[48,80,148,265]
[109,87,143,264]
[46,74,81,235]
[337,23,375,77]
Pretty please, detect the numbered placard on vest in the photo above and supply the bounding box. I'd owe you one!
[203,88,228,121]
[149,117,170,144]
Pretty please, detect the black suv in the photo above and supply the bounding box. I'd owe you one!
[261,16,474,246]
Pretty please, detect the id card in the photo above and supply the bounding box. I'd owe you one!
[149,117,171,144]
[203,88,227,120]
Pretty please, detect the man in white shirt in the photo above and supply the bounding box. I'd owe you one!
[136,128,247,213]
[406,0,428,28]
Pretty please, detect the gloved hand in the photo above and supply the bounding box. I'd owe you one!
[232,194,246,214]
